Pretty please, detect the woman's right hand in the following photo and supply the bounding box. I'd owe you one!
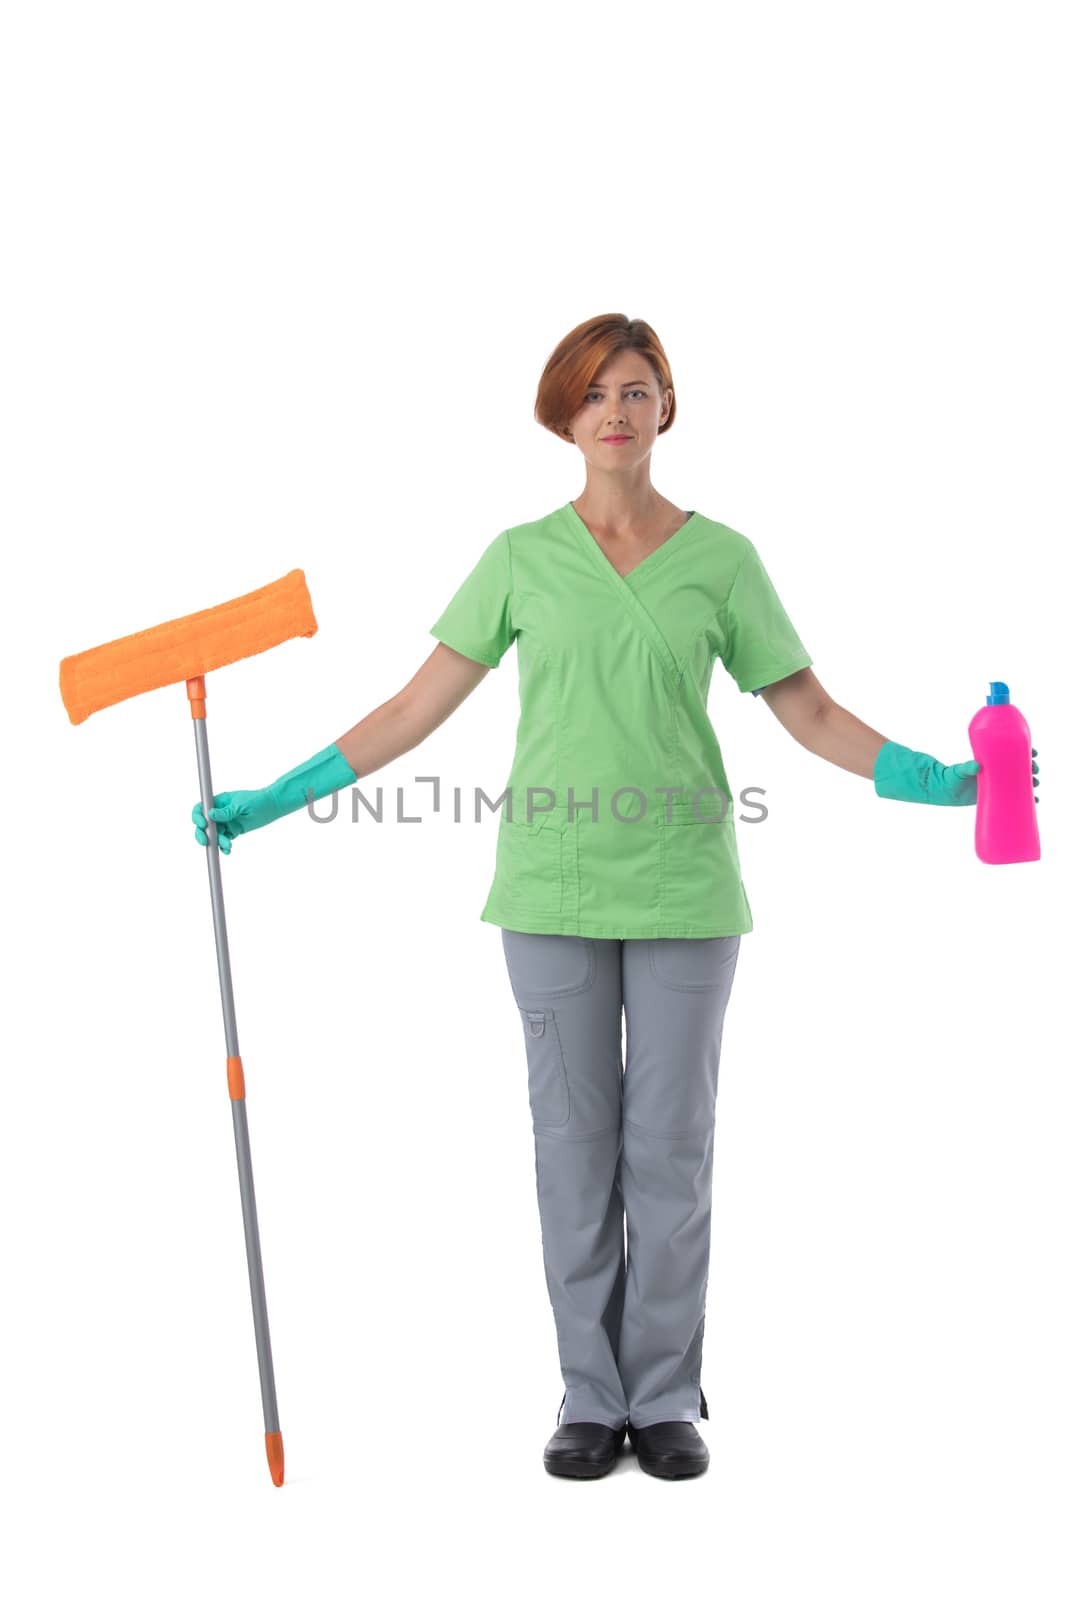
[191,787,284,853]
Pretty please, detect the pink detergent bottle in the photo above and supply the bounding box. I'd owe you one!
[967,680,1040,865]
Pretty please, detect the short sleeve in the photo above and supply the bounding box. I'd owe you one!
[429,529,516,668]
[719,540,813,695]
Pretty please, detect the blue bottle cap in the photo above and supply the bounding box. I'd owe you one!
[986,680,1010,706]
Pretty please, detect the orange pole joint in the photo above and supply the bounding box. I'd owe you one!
[227,1055,246,1101]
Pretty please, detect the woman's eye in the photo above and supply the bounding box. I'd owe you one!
[586,389,646,401]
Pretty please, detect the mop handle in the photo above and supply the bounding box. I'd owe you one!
[187,675,285,1488]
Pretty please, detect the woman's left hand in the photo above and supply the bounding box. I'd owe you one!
[954,745,1040,806]
[874,742,1040,806]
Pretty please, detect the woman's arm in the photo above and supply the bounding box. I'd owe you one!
[334,642,492,780]
[758,669,887,778]
[756,666,1038,805]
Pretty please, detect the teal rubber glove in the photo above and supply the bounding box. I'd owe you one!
[191,742,358,852]
[873,739,1040,807]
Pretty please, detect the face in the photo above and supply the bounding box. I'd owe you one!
[564,350,672,467]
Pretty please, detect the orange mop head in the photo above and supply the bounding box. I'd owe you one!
[59,568,318,724]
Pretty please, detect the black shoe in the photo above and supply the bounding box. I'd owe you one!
[544,1421,628,1478]
[627,1420,710,1479]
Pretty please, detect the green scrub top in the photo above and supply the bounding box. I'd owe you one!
[429,500,813,938]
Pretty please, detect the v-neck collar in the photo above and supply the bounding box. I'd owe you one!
[562,500,701,584]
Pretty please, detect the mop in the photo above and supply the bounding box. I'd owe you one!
[60,568,319,1487]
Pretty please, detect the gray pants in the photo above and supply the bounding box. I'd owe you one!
[501,929,741,1430]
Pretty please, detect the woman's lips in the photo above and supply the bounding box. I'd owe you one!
[601,436,633,444]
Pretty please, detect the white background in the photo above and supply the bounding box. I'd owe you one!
[3,2,1063,1595]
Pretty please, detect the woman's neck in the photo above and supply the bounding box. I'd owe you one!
[571,483,672,535]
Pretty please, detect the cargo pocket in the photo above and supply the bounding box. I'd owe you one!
[516,1005,571,1130]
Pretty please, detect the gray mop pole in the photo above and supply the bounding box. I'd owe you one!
[189,675,285,1487]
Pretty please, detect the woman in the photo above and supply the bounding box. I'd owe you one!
[192,313,1038,1482]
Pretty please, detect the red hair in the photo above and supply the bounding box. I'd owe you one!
[534,313,677,444]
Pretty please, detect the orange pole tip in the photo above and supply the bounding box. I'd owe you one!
[266,1430,285,1486]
